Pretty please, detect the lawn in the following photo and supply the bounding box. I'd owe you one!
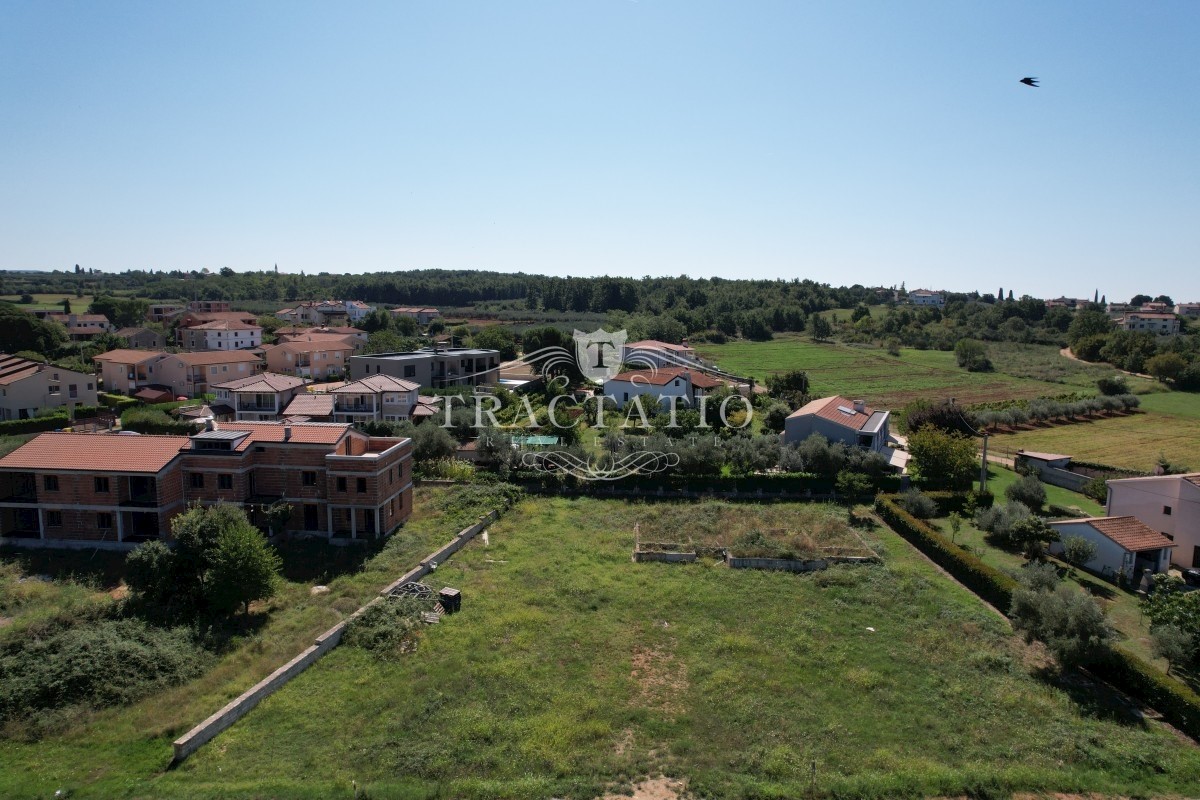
[989,411,1200,472]
[693,337,1120,409]
[120,496,1200,799]
[0,485,505,798]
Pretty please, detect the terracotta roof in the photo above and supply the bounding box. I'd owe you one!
[0,431,189,473]
[391,307,439,313]
[282,394,336,416]
[608,366,726,388]
[171,351,263,366]
[185,319,262,331]
[786,395,881,431]
[276,332,359,344]
[1052,516,1176,553]
[1123,313,1177,320]
[216,421,352,449]
[113,327,154,337]
[264,340,355,356]
[332,375,420,394]
[0,354,89,385]
[625,340,695,352]
[212,372,307,392]
[93,349,168,364]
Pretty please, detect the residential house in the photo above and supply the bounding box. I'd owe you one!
[781,395,907,470]
[211,373,309,421]
[188,300,232,313]
[1116,312,1180,335]
[113,327,167,350]
[44,313,112,341]
[281,392,336,421]
[275,326,368,347]
[621,340,700,368]
[179,318,263,351]
[1175,303,1200,318]
[329,375,421,424]
[0,354,98,420]
[261,336,356,380]
[1048,516,1174,579]
[907,290,944,308]
[1107,473,1200,567]
[176,309,260,330]
[603,366,725,409]
[93,349,170,395]
[147,303,185,322]
[390,307,440,325]
[276,300,374,326]
[155,351,264,397]
[350,347,500,389]
[0,422,413,546]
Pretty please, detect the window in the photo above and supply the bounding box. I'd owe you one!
[336,477,347,492]
[190,473,205,489]
[47,511,62,527]
[69,384,78,399]
[1164,506,1173,516]
[87,382,93,390]
[218,474,233,490]
[97,512,113,529]
[94,476,110,493]
[302,471,317,486]
[357,478,367,493]
[43,475,59,491]
[210,366,218,375]
[49,384,60,395]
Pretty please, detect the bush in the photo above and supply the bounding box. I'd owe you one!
[974,501,1032,545]
[1096,375,1129,396]
[1081,476,1108,503]
[1060,535,1098,572]
[344,597,435,654]
[1010,585,1113,668]
[0,414,68,435]
[897,489,938,519]
[120,407,193,435]
[1016,561,1061,593]
[954,339,992,372]
[1090,649,1200,739]
[1005,474,1047,512]
[835,470,874,497]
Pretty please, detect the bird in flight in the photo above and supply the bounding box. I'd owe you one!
[1020,77,1039,87]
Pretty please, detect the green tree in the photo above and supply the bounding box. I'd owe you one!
[954,339,992,372]
[208,521,282,615]
[761,402,792,433]
[907,425,977,489]
[1146,352,1187,384]
[471,325,518,360]
[810,314,833,341]
[1010,582,1113,668]
[1059,535,1098,574]
[412,420,457,462]
[1151,625,1196,675]
[1005,474,1047,512]
[1067,309,1113,350]
[1008,515,1057,560]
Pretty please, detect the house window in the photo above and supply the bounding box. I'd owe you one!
[69,384,78,398]
[218,474,233,490]
[190,473,205,489]
[47,511,63,527]
[357,478,367,493]
[1164,506,1173,516]
[49,384,60,395]
[94,476,110,493]
[97,512,113,529]
[43,475,59,491]
[302,471,317,486]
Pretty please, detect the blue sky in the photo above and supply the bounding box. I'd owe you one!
[1,1,1197,301]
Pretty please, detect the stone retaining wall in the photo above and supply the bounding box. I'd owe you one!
[632,551,698,564]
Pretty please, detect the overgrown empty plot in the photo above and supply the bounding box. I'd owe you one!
[161,497,1200,799]
[991,410,1200,472]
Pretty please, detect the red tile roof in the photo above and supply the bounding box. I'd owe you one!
[625,340,695,352]
[608,366,727,388]
[282,394,336,416]
[217,421,352,449]
[0,432,189,472]
[212,372,306,392]
[185,319,262,331]
[332,375,420,393]
[1053,516,1176,552]
[786,395,879,431]
[171,351,263,366]
[93,349,168,364]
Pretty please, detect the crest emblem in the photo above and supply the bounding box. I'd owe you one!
[573,328,627,383]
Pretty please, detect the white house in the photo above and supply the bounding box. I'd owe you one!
[908,290,944,308]
[1116,312,1180,335]
[781,395,907,471]
[1106,473,1200,567]
[329,375,421,424]
[1048,516,1175,579]
[212,372,309,421]
[621,340,700,368]
[180,319,263,351]
[1174,302,1200,318]
[603,367,724,410]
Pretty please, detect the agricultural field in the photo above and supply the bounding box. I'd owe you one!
[694,336,1115,408]
[0,294,99,311]
[0,485,507,798]
[55,495,1199,800]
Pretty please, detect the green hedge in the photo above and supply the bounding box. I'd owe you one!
[1091,650,1200,739]
[100,392,139,411]
[876,493,1200,741]
[876,495,1017,610]
[0,414,69,435]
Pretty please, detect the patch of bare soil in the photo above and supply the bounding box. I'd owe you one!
[598,776,685,800]
[630,645,688,715]
[0,616,11,629]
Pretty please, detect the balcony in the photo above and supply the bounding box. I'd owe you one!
[237,403,278,412]
[119,494,158,509]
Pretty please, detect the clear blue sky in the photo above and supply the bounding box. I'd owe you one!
[2,1,1197,301]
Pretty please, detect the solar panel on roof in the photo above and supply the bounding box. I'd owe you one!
[837,405,856,415]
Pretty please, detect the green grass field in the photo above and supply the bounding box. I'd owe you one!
[44,495,1194,799]
[694,337,1115,408]
[1,294,99,311]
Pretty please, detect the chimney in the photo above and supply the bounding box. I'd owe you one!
[205,419,217,432]
[283,425,292,442]
[853,399,866,414]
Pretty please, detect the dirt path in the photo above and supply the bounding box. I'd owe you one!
[1058,347,1154,380]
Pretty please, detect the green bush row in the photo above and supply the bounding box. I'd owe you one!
[0,414,69,435]
[877,493,1200,741]
[875,495,1017,610]
[100,392,140,411]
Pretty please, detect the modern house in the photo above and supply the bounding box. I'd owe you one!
[0,354,98,421]
[281,392,337,421]
[93,349,171,395]
[908,290,944,308]
[349,347,500,389]
[147,303,185,322]
[603,366,725,409]
[261,336,356,381]
[329,375,421,424]
[1106,473,1200,567]
[157,351,265,397]
[113,327,168,350]
[781,395,906,471]
[1048,516,1175,579]
[1116,312,1180,335]
[621,340,700,368]
[390,307,440,325]
[43,313,113,341]
[211,373,309,421]
[176,309,261,330]
[188,300,232,313]
[276,300,374,326]
[275,326,368,347]
[179,318,263,351]
[0,422,413,547]
[1174,302,1200,318]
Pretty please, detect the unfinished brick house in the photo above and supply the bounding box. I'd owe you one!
[0,422,413,548]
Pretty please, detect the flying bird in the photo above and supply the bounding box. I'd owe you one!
[1020,77,1039,87]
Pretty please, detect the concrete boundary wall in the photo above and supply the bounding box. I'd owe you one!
[632,551,697,564]
[171,510,499,763]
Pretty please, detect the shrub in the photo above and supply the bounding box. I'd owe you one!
[1080,476,1109,503]
[1010,585,1113,668]
[1060,535,1098,572]
[1005,474,1047,512]
[0,414,68,435]
[974,501,1032,545]
[120,407,193,435]
[1096,375,1129,396]
[1016,561,1061,593]
[954,339,992,372]
[1152,625,1197,675]
[897,489,938,519]
[344,597,435,654]
[835,470,874,497]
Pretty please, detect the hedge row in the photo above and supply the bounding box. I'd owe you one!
[875,495,1017,610]
[0,414,69,435]
[1068,459,1148,478]
[876,493,1200,741]
[100,392,140,411]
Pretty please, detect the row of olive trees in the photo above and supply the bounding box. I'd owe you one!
[972,393,1139,431]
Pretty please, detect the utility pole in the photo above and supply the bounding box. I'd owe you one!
[979,433,990,494]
